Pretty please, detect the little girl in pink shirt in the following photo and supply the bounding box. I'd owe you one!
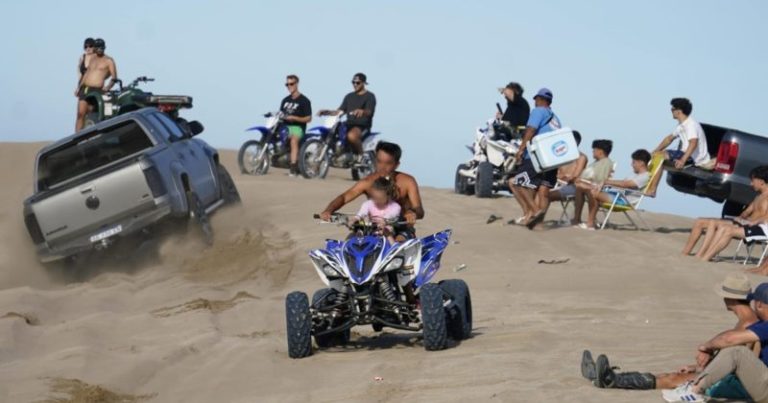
[352,177,401,242]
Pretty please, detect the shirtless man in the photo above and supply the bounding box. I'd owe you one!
[581,273,758,395]
[682,180,768,257]
[697,166,768,262]
[319,141,424,241]
[75,38,117,131]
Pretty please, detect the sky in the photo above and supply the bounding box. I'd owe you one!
[2,0,767,218]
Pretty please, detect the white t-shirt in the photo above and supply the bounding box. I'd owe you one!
[674,116,710,165]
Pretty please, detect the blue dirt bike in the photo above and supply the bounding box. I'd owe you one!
[238,111,305,175]
[298,113,380,180]
[284,213,472,358]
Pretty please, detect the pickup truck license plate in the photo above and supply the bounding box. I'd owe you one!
[89,225,123,243]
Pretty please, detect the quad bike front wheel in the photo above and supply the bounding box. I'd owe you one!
[455,163,475,195]
[475,161,494,198]
[286,291,313,358]
[420,283,448,351]
[439,279,473,340]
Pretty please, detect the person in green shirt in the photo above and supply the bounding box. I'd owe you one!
[570,139,614,227]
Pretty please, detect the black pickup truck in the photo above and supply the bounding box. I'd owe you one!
[666,123,766,217]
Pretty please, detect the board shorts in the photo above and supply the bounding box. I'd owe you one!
[393,224,416,241]
[555,184,576,198]
[743,223,768,245]
[603,190,630,207]
[510,158,557,190]
[666,150,693,165]
[286,125,304,139]
[78,85,103,101]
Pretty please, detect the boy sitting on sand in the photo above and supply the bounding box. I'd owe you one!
[572,149,651,230]
[681,167,768,258]
[695,166,768,262]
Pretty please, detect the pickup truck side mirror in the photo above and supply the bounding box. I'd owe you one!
[188,120,204,137]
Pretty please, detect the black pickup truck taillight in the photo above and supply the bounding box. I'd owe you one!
[143,166,167,197]
[715,141,739,174]
[24,213,45,244]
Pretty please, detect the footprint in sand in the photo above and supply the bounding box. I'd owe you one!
[1,311,39,326]
[150,291,259,318]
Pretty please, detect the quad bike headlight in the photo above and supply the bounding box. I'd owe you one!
[322,265,342,278]
[384,257,404,272]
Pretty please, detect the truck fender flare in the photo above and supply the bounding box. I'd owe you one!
[169,161,190,216]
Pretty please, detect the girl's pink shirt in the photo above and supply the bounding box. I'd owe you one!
[356,200,401,221]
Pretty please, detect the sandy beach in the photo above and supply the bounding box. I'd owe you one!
[0,142,759,402]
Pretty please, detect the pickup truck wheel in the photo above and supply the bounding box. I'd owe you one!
[722,201,746,219]
[187,191,213,245]
[216,164,241,205]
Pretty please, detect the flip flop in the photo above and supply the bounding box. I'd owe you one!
[526,211,545,230]
[577,223,596,231]
[486,214,501,224]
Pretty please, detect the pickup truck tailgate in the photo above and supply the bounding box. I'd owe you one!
[32,163,155,245]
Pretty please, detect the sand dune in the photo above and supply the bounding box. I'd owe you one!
[0,142,758,402]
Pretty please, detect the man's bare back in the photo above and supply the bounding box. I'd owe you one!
[82,55,115,89]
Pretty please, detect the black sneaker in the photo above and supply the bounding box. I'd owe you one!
[595,354,616,388]
[581,350,597,381]
[289,163,299,177]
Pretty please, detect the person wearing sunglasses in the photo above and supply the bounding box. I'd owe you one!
[280,74,312,177]
[317,72,377,164]
[75,38,117,130]
[74,37,95,98]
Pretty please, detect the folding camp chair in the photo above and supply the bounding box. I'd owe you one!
[558,163,617,225]
[598,154,665,231]
[733,239,768,266]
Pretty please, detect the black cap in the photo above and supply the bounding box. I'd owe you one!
[353,72,368,84]
[94,38,106,49]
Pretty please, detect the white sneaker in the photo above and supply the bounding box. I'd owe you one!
[661,381,706,402]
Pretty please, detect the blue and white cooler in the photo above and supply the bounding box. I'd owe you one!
[528,127,579,173]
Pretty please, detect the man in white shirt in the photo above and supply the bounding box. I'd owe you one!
[647,98,711,196]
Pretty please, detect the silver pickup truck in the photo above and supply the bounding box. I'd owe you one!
[23,107,240,263]
[666,123,767,217]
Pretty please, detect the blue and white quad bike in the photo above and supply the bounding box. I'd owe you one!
[298,113,380,180]
[284,213,472,358]
[238,111,304,175]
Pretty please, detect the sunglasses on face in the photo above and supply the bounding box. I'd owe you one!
[285,82,297,87]
[84,45,93,49]
[351,81,363,85]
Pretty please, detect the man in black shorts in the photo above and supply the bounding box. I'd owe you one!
[318,73,377,163]
[509,88,563,229]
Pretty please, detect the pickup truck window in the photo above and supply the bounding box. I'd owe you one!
[37,121,153,190]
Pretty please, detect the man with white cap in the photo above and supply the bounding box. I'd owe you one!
[664,282,768,403]
[581,274,757,397]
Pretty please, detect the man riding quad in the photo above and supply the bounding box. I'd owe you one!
[319,141,424,242]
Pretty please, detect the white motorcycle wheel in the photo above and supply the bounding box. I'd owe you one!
[238,140,270,175]
[299,139,330,179]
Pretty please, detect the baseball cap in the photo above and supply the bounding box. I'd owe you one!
[749,283,768,303]
[353,72,368,84]
[715,274,751,300]
[534,88,553,101]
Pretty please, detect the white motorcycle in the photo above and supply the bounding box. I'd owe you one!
[455,118,523,198]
